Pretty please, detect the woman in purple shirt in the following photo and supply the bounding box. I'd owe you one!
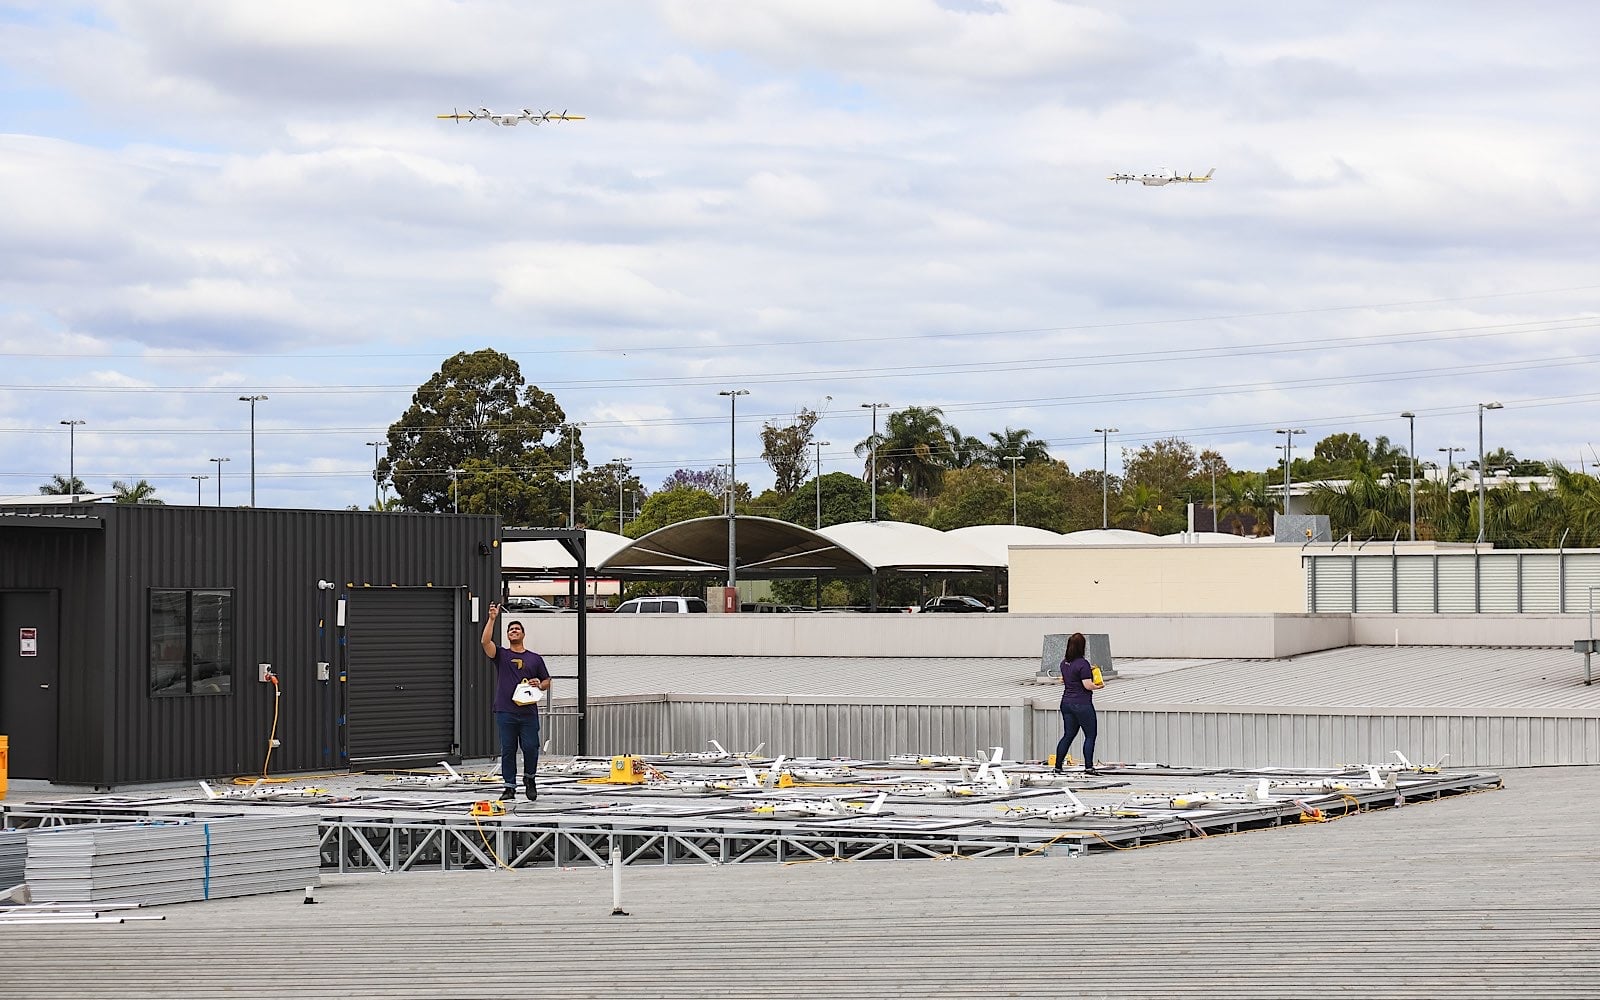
[1054,632,1106,774]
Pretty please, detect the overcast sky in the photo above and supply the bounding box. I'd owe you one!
[3,0,1598,509]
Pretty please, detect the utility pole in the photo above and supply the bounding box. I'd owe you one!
[1094,427,1118,529]
[861,403,890,521]
[814,440,831,529]
[238,395,268,506]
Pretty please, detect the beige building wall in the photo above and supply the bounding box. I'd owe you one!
[1008,544,1308,614]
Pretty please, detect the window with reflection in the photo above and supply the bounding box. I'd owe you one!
[149,589,233,697]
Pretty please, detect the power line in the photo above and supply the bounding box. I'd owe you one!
[1,316,1594,395]
[6,283,1598,359]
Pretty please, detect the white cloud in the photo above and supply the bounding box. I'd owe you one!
[1,0,1598,509]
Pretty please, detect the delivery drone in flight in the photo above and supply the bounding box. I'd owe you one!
[438,107,585,127]
[1107,167,1215,186]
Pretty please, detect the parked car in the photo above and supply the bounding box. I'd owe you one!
[502,596,561,613]
[921,596,994,613]
[613,596,709,614]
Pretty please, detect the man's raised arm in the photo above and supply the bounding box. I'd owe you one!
[480,602,499,657]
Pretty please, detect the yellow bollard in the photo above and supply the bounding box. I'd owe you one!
[0,734,9,801]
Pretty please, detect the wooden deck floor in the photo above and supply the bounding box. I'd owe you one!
[1,766,1594,998]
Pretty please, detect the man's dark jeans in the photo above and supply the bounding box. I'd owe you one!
[495,711,541,790]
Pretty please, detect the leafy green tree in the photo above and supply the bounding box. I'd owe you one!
[1122,438,1198,502]
[627,486,721,538]
[777,472,871,528]
[111,479,163,504]
[880,489,931,525]
[759,408,819,494]
[449,458,560,524]
[39,474,90,495]
[383,349,570,515]
[926,467,1010,529]
[576,461,644,533]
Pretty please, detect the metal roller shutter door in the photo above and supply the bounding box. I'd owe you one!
[346,588,457,765]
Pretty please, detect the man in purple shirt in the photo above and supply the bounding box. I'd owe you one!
[480,602,551,801]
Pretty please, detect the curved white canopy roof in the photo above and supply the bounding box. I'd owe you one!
[1158,531,1272,544]
[599,516,874,577]
[502,529,633,573]
[817,520,1002,570]
[1059,528,1163,545]
[944,524,1067,565]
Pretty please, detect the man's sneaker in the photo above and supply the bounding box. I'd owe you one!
[498,786,517,801]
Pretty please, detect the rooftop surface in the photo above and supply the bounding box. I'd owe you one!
[1,765,1590,998]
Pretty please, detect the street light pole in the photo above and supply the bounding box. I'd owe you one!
[1004,455,1022,526]
[1209,458,1219,532]
[238,395,268,506]
[1400,412,1416,541]
[1274,428,1305,516]
[860,403,890,521]
[1093,427,1118,529]
[209,457,230,506]
[59,419,85,500]
[566,422,586,528]
[365,441,385,509]
[1477,401,1504,544]
[718,390,749,592]
[191,475,208,505]
[1438,445,1463,479]
[814,440,831,529]
[612,458,632,532]
[448,468,461,514]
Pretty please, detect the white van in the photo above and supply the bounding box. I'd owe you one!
[613,596,709,614]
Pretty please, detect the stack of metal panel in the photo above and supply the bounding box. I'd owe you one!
[0,829,28,889]
[23,815,319,906]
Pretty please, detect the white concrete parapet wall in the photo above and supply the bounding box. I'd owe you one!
[515,612,1354,660]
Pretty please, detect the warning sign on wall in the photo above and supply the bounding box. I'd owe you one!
[19,627,37,657]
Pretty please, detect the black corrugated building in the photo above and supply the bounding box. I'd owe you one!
[0,504,502,787]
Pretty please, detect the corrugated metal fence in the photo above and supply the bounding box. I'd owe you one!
[1307,549,1600,614]
[545,695,1598,768]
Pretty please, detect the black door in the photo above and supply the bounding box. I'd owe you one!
[0,591,58,779]
[345,588,457,766]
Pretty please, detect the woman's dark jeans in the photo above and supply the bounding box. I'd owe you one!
[1055,703,1098,770]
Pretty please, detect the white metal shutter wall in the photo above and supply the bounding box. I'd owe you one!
[1436,556,1477,613]
[346,588,457,765]
[1354,556,1392,612]
[1520,555,1560,612]
[1396,556,1435,612]
[1479,557,1519,612]
[1312,557,1353,612]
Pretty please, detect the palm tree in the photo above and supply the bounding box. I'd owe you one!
[111,479,164,504]
[1308,472,1408,541]
[985,427,1051,469]
[1549,465,1600,547]
[946,424,989,470]
[1116,483,1163,532]
[856,405,955,499]
[39,474,89,495]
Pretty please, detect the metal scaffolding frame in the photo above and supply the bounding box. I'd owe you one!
[2,769,1501,874]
